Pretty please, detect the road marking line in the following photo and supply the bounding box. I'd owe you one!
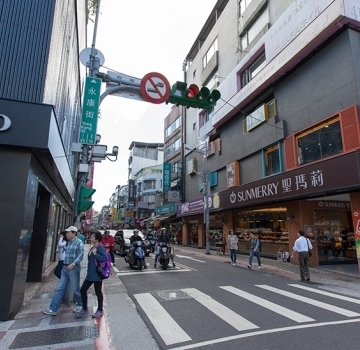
[181,288,258,332]
[176,263,196,271]
[116,269,191,276]
[220,286,314,323]
[176,255,205,263]
[168,318,360,350]
[257,285,360,317]
[134,293,191,345]
[288,284,360,305]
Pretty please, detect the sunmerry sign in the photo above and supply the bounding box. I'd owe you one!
[178,151,360,216]
[219,152,360,209]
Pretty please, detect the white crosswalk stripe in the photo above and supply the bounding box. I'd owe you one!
[220,286,314,323]
[134,293,192,345]
[288,284,360,305]
[257,285,360,317]
[134,284,360,347]
[181,288,259,331]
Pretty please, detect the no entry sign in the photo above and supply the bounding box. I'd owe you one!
[140,72,170,104]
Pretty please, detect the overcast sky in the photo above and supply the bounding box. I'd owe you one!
[90,0,218,210]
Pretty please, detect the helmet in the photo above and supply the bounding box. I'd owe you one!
[160,227,166,232]
[133,229,139,233]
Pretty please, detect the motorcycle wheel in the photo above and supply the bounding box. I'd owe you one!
[137,259,143,270]
[162,259,169,270]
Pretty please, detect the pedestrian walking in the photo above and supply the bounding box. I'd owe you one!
[228,229,238,266]
[42,226,84,316]
[247,232,262,270]
[102,230,115,266]
[291,230,313,282]
[76,230,107,318]
[215,231,226,255]
[54,231,67,279]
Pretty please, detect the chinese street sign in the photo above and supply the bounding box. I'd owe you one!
[163,162,171,193]
[79,77,101,144]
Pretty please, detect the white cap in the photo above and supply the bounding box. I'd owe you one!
[65,226,78,232]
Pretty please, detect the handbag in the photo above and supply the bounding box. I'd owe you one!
[306,238,312,257]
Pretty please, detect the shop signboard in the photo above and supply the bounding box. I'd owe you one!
[156,203,177,215]
[351,209,360,258]
[163,162,172,193]
[218,152,360,210]
[128,180,136,208]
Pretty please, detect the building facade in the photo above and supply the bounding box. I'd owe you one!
[0,0,86,320]
[179,0,360,267]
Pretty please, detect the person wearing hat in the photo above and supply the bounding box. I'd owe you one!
[42,225,84,316]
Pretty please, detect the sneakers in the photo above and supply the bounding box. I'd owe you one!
[232,263,236,267]
[42,308,57,316]
[247,265,252,269]
[75,309,89,318]
[73,305,83,313]
[258,266,261,270]
[173,263,176,267]
[153,264,157,268]
[92,310,103,318]
[143,264,148,269]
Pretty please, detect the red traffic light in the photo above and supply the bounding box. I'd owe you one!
[187,84,199,99]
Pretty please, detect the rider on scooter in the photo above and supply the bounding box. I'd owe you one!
[154,228,175,268]
[129,229,147,268]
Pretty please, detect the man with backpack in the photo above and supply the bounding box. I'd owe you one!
[247,232,262,270]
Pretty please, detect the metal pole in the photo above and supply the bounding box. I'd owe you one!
[204,151,210,255]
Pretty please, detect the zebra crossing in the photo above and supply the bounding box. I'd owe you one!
[114,263,194,276]
[134,283,360,348]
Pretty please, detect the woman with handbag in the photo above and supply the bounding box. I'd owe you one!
[291,230,313,282]
[76,230,107,318]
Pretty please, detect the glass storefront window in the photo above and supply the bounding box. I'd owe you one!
[297,118,343,165]
[313,209,354,262]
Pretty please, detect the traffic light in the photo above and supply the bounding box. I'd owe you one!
[166,81,221,110]
[77,185,96,214]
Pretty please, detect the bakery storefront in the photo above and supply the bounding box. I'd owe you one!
[216,151,360,266]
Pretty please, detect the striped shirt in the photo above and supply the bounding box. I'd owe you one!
[64,237,84,265]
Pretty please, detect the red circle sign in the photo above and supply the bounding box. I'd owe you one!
[140,72,171,104]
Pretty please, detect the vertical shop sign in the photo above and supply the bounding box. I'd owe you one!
[351,210,360,258]
[128,180,136,208]
[163,162,171,193]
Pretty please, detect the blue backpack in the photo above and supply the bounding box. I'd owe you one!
[95,251,112,279]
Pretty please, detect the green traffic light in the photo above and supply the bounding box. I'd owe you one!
[77,185,96,214]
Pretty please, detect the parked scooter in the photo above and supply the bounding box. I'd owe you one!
[158,242,170,270]
[124,241,145,270]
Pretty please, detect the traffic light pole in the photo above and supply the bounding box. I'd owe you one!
[74,0,102,226]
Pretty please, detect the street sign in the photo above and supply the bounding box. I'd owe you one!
[79,77,101,144]
[140,72,170,104]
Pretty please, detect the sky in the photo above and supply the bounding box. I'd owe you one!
[89,0,218,210]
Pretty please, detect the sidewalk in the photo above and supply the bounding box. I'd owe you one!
[0,245,158,350]
[1,245,359,349]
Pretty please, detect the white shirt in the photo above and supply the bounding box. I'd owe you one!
[228,234,238,249]
[57,237,67,261]
[293,236,313,252]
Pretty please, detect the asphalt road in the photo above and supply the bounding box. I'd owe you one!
[113,248,360,350]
